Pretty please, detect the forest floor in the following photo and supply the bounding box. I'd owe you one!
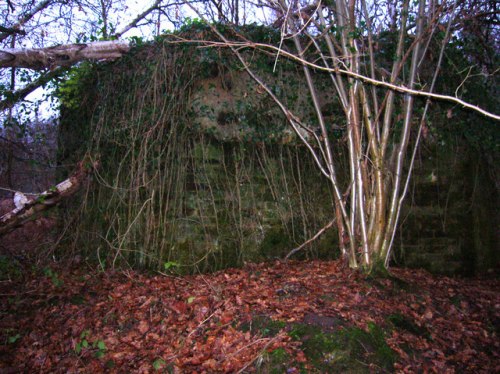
[0,256,499,373]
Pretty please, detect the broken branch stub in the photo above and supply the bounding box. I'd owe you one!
[0,157,99,236]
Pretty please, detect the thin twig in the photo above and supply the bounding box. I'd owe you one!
[236,334,285,374]
[285,218,336,260]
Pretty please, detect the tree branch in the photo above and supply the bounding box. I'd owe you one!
[285,219,336,260]
[0,40,130,69]
[0,67,66,111]
[0,155,98,237]
[114,0,163,38]
[0,0,53,43]
[0,25,26,37]
[168,37,500,121]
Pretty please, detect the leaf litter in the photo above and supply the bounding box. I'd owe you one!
[0,260,498,372]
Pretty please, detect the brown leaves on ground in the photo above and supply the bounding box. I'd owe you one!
[0,260,498,373]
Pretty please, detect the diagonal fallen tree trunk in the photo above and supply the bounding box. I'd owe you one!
[0,156,98,237]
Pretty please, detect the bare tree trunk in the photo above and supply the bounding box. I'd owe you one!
[380,0,426,265]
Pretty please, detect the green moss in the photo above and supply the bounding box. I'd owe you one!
[193,142,222,162]
[0,255,22,281]
[386,313,430,340]
[289,322,395,372]
[316,228,340,259]
[364,257,391,278]
[238,316,396,372]
[69,294,87,306]
[255,348,293,374]
[240,315,287,338]
[259,226,292,259]
[238,316,303,373]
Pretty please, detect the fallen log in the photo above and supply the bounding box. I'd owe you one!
[0,156,98,237]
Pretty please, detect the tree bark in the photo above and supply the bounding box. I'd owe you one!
[0,40,130,69]
[0,156,98,236]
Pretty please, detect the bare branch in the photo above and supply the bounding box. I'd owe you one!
[285,218,336,260]
[0,25,27,37]
[114,0,163,38]
[0,0,54,43]
[169,37,500,121]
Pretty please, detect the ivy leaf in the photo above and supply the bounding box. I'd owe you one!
[164,261,179,271]
[8,334,21,344]
[153,358,166,370]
